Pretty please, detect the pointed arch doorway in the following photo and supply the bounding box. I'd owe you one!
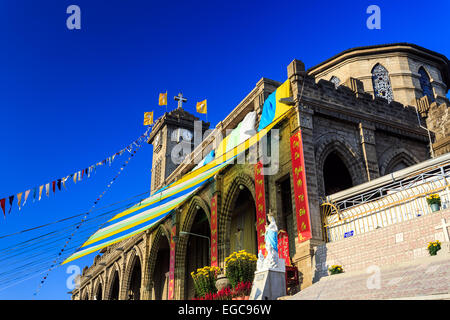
[229,186,257,256]
[128,257,142,300]
[109,270,120,300]
[184,206,211,299]
[323,150,353,195]
[151,234,170,300]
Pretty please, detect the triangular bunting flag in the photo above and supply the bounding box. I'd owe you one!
[39,186,43,201]
[45,183,50,197]
[8,195,14,214]
[52,181,56,193]
[57,179,62,191]
[23,189,30,207]
[62,176,68,189]
[0,199,5,216]
[17,192,23,210]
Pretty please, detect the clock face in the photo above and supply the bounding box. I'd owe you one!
[181,129,193,141]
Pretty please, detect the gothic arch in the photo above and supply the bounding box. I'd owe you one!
[371,63,394,103]
[144,225,170,299]
[92,275,104,300]
[315,135,366,197]
[379,147,419,176]
[81,288,90,300]
[122,247,144,300]
[221,173,256,260]
[175,196,211,299]
[104,262,121,300]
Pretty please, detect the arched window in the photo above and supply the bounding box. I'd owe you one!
[418,67,435,102]
[372,64,394,103]
[330,76,341,88]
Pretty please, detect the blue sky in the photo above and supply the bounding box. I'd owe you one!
[0,0,448,299]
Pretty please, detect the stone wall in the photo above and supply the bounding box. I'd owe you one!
[313,208,450,282]
[426,100,450,156]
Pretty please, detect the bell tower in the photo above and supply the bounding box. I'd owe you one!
[147,94,210,194]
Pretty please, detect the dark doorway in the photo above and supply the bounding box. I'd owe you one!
[95,283,103,300]
[277,176,295,258]
[323,151,353,195]
[152,235,170,300]
[185,208,210,299]
[128,258,142,300]
[229,187,257,255]
[110,270,120,300]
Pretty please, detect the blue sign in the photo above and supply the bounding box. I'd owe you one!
[344,230,354,238]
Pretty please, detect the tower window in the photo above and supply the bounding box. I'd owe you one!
[418,67,435,102]
[372,64,394,103]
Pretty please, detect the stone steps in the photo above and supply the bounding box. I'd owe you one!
[289,253,450,300]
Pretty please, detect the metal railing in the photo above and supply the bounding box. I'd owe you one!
[321,159,450,242]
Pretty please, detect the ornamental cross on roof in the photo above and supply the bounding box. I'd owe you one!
[174,92,187,109]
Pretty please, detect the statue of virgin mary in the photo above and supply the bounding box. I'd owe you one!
[263,215,279,269]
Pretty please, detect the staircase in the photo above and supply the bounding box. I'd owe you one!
[289,251,450,300]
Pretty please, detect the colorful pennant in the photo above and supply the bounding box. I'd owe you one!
[0,126,152,216]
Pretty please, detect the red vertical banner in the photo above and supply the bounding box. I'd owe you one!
[210,194,218,267]
[290,130,312,243]
[255,161,267,256]
[277,230,291,266]
[168,224,176,300]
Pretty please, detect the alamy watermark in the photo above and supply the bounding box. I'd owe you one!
[169,120,280,175]
[66,264,81,290]
[66,5,81,30]
[366,5,381,30]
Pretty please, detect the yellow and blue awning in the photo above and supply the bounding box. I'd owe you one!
[62,80,292,264]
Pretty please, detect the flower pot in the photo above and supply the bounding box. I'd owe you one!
[430,203,441,212]
[215,274,231,291]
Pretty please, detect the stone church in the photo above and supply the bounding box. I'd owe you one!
[72,43,450,300]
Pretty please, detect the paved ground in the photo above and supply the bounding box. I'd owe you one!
[289,253,450,300]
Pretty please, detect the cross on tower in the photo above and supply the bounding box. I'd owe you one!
[174,92,187,109]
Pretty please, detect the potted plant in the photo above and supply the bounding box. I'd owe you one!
[427,240,441,256]
[225,250,257,299]
[215,272,230,292]
[191,265,221,299]
[426,194,441,212]
[328,264,344,275]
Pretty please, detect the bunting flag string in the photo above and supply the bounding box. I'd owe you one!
[0,129,151,217]
[62,80,294,265]
[33,126,150,297]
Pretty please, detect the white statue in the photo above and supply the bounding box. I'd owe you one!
[263,215,279,269]
[257,250,265,271]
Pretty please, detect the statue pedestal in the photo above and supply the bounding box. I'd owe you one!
[250,260,285,300]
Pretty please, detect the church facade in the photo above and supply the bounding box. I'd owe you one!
[72,43,450,300]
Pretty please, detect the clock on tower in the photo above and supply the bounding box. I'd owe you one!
[147,107,209,194]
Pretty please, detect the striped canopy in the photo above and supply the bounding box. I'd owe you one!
[62,80,292,264]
